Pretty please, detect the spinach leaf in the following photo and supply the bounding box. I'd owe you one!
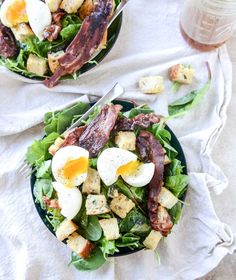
[115,179,145,203]
[99,238,119,258]
[168,63,211,118]
[70,247,106,271]
[46,208,64,231]
[82,216,102,241]
[168,202,182,224]
[123,104,154,118]
[73,196,88,228]
[130,186,146,203]
[119,209,150,235]
[165,174,189,198]
[116,233,142,249]
[33,179,53,209]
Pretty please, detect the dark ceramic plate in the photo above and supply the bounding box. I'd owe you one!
[31,100,188,257]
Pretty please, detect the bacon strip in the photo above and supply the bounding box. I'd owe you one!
[44,0,113,88]
[78,104,122,157]
[62,126,86,147]
[0,23,18,58]
[136,130,173,236]
[115,113,162,131]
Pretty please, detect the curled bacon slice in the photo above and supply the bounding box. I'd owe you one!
[43,25,61,42]
[116,113,162,131]
[52,11,66,25]
[79,104,122,157]
[0,23,18,58]
[137,130,173,236]
[44,0,113,88]
[62,126,86,147]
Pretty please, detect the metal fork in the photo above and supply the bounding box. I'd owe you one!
[19,83,125,176]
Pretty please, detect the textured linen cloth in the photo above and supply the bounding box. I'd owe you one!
[0,0,235,279]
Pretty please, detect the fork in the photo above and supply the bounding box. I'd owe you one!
[19,83,125,176]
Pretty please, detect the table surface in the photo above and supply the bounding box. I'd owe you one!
[199,37,236,279]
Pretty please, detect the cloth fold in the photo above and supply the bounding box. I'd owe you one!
[0,0,235,279]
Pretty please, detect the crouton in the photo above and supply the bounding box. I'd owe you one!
[108,186,119,198]
[67,233,95,259]
[55,219,78,241]
[11,23,34,42]
[48,137,65,156]
[85,195,110,215]
[60,0,84,13]
[82,168,101,194]
[110,193,135,219]
[158,187,178,209]
[48,51,65,74]
[143,230,162,250]
[164,155,171,165]
[99,218,120,240]
[27,54,48,76]
[115,131,136,151]
[79,0,95,20]
[139,76,164,94]
[168,64,194,85]
[45,0,62,12]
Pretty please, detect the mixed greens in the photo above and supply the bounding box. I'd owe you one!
[26,102,189,271]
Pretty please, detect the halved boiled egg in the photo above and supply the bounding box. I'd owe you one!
[0,0,28,28]
[53,182,82,220]
[52,146,89,188]
[97,147,155,187]
[25,0,52,41]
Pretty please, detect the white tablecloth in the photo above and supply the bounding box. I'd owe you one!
[0,1,235,279]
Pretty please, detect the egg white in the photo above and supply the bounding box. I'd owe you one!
[52,146,89,188]
[53,182,82,220]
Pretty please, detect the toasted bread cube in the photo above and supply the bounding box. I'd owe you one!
[115,131,136,151]
[12,23,34,42]
[86,195,110,215]
[158,187,178,209]
[60,0,84,13]
[168,64,194,85]
[55,219,78,241]
[48,51,65,74]
[82,168,101,194]
[110,193,135,219]
[48,137,65,155]
[45,0,62,12]
[143,230,162,250]
[67,233,94,259]
[139,76,164,94]
[99,218,120,240]
[108,186,119,198]
[79,0,95,20]
[27,54,48,76]
[164,155,171,165]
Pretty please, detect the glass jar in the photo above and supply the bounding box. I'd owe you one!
[180,0,236,51]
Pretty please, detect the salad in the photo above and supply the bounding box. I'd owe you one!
[26,101,189,271]
[0,0,121,87]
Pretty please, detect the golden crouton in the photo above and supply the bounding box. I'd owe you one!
[82,168,101,194]
[110,193,135,219]
[139,76,164,94]
[27,54,48,76]
[99,218,120,240]
[55,219,78,241]
[48,51,65,74]
[168,64,195,85]
[143,230,162,250]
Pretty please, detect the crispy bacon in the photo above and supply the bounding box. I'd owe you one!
[62,126,86,147]
[116,113,162,131]
[43,196,60,209]
[52,11,66,25]
[78,104,122,157]
[43,24,61,42]
[0,23,18,58]
[44,0,113,88]
[137,130,173,236]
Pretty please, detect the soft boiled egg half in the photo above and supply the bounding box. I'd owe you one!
[52,146,89,188]
[53,182,82,220]
[97,147,155,187]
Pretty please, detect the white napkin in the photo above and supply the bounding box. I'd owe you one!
[0,0,235,279]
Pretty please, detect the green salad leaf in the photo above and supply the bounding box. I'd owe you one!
[116,233,142,249]
[123,104,154,118]
[70,247,106,271]
[33,178,53,209]
[82,216,102,242]
[99,238,119,259]
[168,202,182,224]
[46,208,64,231]
[36,160,52,179]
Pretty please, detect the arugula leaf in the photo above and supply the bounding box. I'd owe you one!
[82,216,102,241]
[99,238,119,259]
[168,202,182,224]
[116,233,142,249]
[165,159,184,176]
[46,208,64,231]
[123,104,154,118]
[70,247,106,271]
[36,160,51,179]
[168,62,211,118]
[33,179,53,209]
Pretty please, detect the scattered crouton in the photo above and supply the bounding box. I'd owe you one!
[143,230,162,250]
[110,193,135,219]
[45,0,62,12]
[60,0,84,13]
[55,219,78,241]
[82,168,101,194]
[27,54,48,76]
[48,137,65,156]
[158,187,178,209]
[79,0,95,20]
[11,23,33,42]
[48,51,65,74]
[67,233,95,259]
[168,64,194,85]
[139,76,164,94]
[86,195,110,215]
[164,155,171,165]
[115,131,136,151]
[99,218,120,240]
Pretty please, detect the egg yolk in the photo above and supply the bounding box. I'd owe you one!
[6,0,28,26]
[116,161,140,176]
[63,157,88,181]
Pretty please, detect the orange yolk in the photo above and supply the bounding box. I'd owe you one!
[116,161,140,176]
[6,0,28,26]
[63,157,88,180]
